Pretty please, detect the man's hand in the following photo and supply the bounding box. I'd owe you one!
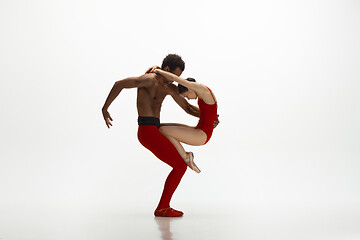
[145,65,160,74]
[213,114,220,128]
[102,109,113,128]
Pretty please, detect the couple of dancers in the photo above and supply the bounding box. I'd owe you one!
[102,54,218,217]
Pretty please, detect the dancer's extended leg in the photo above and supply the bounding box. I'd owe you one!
[138,125,187,216]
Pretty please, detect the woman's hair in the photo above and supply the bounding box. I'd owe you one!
[178,78,196,94]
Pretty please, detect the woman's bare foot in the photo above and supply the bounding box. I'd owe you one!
[185,152,201,173]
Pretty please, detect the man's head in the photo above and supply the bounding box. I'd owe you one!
[161,54,185,76]
[178,78,197,100]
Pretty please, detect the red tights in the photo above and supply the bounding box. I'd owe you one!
[137,125,187,210]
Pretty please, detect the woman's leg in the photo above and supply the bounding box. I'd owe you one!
[160,123,189,127]
[159,125,207,146]
[165,135,187,160]
[159,125,207,173]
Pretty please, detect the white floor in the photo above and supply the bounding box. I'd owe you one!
[1,203,359,240]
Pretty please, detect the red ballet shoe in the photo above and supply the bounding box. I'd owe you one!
[154,207,184,217]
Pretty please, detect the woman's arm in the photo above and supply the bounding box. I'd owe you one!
[145,65,160,74]
[153,69,202,92]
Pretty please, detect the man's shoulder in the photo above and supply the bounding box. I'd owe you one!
[136,73,158,88]
[139,73,157,81]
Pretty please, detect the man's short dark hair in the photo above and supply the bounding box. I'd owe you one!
[161,54,185,72]
[178,78,196,94]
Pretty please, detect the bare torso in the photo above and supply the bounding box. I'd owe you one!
[136,74,175,118]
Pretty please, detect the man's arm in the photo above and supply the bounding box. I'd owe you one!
[102,74,155,128]
[167,84,200,118]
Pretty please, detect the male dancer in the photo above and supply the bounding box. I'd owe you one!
[102,54,199,217]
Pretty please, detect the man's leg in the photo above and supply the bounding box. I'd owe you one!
[138,125,187,215]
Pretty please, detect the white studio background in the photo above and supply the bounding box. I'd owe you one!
[1,0,360,228]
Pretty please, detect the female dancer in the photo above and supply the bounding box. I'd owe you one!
[152,68,218,173]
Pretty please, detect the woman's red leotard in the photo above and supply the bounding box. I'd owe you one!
[195,87,218,144]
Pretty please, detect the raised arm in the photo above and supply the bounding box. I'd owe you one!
[102,74,155,128]
[153,69,202,92]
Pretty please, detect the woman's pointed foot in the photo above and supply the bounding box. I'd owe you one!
[186,152,201,173]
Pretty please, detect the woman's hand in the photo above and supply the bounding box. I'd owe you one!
[151,68,169,77]
[102,108,113,128]
[145,65,160,74]
[213,114,220,128]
